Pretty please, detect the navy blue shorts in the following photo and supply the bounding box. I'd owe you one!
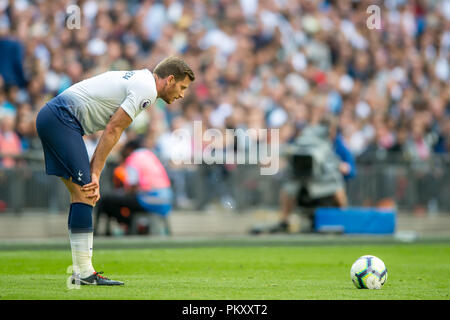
[36,97,91,186]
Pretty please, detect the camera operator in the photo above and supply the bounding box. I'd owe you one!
[263,114,355,234]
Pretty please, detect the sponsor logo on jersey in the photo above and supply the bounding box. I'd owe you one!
[123,71,135,80]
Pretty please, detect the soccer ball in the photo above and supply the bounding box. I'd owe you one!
[350,255,388,289]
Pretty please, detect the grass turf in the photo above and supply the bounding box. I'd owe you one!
[0,243,449,300]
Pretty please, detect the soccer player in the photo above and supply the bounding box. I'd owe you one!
[35,56,195,285]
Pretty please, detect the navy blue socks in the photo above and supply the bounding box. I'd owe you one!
[68,202,94,233]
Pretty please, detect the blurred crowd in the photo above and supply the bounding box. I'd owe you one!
[0,0,449,171]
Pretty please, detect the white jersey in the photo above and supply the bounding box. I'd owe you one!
[57,69,157,135]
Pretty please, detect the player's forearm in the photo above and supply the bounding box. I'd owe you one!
[90,126,123,178]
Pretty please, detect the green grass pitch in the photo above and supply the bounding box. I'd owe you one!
[0,243,449,300]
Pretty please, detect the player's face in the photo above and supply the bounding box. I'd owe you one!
[162,75,192,104]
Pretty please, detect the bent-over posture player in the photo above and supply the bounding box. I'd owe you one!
[36,56,194,285]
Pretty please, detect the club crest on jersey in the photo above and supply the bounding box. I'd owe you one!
[140,99,151,109]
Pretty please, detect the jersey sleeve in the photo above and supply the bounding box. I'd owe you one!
[120,75,154,120]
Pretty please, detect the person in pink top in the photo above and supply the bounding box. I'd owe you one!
[122,145,171,191]
[94,140,173,236]
[0,112,22,168]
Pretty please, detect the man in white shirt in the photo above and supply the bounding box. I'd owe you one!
[36,56,195,285]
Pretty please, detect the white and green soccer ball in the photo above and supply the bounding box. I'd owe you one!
[350,255,388,289]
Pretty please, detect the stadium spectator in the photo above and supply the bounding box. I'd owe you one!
[0,29,27,89]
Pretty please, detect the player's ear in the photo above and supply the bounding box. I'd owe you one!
[167,75,175,85]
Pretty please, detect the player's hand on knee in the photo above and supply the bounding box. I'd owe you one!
[82,174,100,204]
[85,186,100,204]
[90,192,101,204]
[81,174,99,192]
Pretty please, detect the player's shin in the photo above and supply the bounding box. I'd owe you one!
[68,203,95,278]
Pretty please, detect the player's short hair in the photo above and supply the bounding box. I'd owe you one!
[153,56,195,82]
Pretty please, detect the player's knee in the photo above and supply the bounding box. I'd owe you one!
[71,191,96,206]
[62,178,95,206]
